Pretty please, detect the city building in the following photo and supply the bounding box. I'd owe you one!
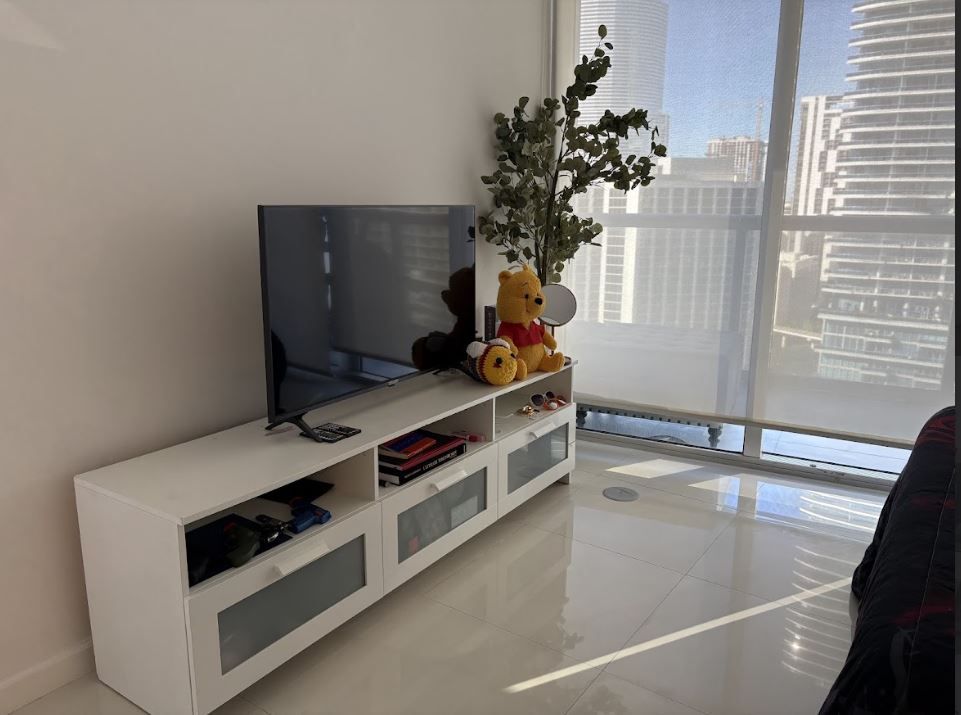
[570,157,761,327]
[706,135,768,183]
[658,156,739,182]
[571,0,673,326]
[791,95,843,216]
[775,95,839,377]
[832,0,955,218]
[773,246,823,377]
[816,0,955,388]
[577,0,670,152]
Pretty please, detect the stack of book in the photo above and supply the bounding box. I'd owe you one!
[378,429,467,486]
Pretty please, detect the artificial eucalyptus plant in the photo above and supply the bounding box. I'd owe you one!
[478,24,667,284]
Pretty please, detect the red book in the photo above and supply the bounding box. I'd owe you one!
[379,431,437,459]
[379,441,468,485]
[383,435,466,472]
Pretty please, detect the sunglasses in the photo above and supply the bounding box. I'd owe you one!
[529,391,568,411]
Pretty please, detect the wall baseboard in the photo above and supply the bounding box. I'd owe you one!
[0,641,94,715]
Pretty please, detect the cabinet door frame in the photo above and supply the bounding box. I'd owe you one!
[381,445,498,593]
[497,407,576,518]
[185,504,383,714]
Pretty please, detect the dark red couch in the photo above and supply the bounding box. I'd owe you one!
[819,406,955,714]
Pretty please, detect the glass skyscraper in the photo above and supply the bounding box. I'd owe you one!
[812,0,955,388]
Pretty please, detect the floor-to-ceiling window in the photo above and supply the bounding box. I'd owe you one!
[564,0,954,483]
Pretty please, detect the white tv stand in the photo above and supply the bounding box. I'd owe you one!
[75,362,576,715]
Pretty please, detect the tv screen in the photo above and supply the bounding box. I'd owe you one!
[259,205,476,423]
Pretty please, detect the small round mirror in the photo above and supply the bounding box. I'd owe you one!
[540,284,577,327]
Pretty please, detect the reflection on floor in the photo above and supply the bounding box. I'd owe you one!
[761,429,909,477]
[16,439,885,715]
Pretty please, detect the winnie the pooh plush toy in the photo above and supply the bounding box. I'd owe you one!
[496,265,565,379]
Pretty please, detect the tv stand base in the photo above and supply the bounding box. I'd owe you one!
[265,414,325,442]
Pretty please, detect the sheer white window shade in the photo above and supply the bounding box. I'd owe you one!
[566,223,759,417]
[753,0,955,442]
[565,0,954,444]
[566,0,777,419]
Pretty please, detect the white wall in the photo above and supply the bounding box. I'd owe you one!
[0,1,546,709]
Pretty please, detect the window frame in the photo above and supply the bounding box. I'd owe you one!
[559,0,954,481]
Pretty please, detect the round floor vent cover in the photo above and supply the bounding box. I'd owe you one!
[602,486,639,502]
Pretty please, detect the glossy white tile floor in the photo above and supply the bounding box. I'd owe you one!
[17,440,886,715]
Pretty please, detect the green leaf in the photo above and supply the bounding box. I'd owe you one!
[479,38,663,285]
[598,24,607,39]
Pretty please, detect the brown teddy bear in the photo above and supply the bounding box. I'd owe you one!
[411,266,475,370]
[496,265,565,379]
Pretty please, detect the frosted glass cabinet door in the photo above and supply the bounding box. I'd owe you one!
[396,468,486,562]
[507,423,568,494]
[497,407,576,518]
[218,536,365,673]
[381,445,498,593]
[186,503,383,715]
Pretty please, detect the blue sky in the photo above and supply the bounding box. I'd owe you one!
[660,0,854,157]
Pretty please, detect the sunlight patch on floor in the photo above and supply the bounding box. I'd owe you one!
[503,576,853,694]
[608,458,703,479]
[688,476,740,494]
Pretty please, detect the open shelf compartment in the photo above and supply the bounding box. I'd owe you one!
[493,368,575,440]
[184,448,377,592]
[375,400,494,499]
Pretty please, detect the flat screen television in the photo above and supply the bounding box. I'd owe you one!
[258,205,476,439]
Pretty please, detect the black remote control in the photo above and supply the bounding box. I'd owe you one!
[298,428,342,443]
[256,514,288,536]
[319,423,361,437]
[314,428,346,442]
